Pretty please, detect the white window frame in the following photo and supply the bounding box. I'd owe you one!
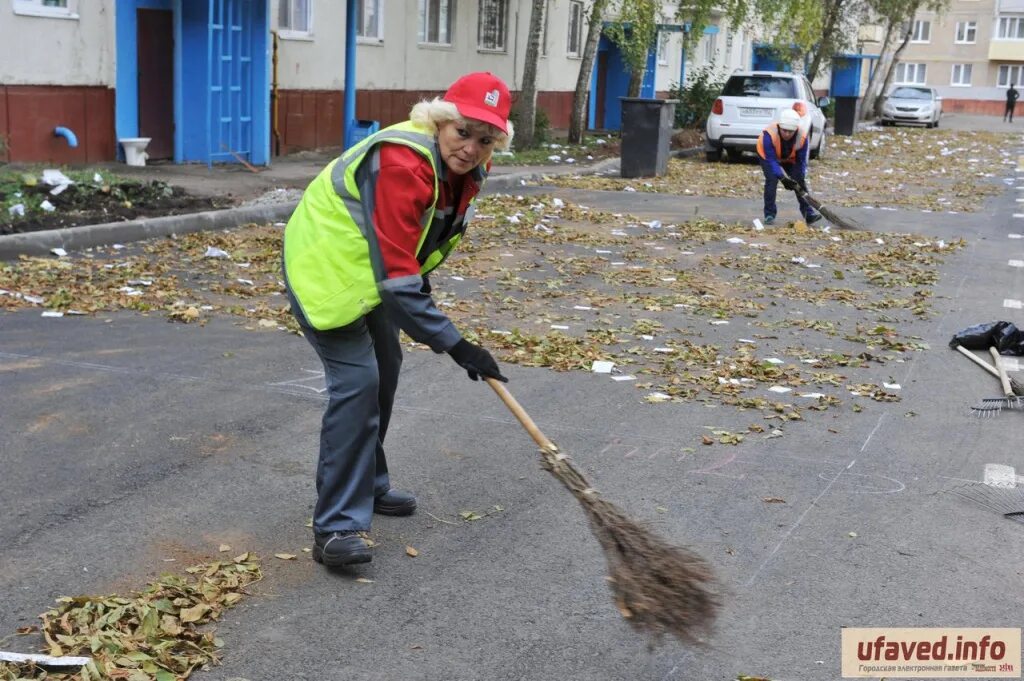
[895,62,927,85]
[567,0,584,58]
[657,32,670,65]
[419,0,454,46]
[950,63,972,86]
[540,0,549,57]
[998,64,1023,87]
[954,20,976,43]
[703,31,717,64]
[11,0,78,19]
[278,0,313,40]
[997,15,1024,39]
[356,0,384,43]
[477,0,508,52]
[911,19,930,43]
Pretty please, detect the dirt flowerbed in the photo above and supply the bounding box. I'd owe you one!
[0,169,229,235]
[0,193,963,448]
[548,128,1014,212]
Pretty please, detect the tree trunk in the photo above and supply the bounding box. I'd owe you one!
[859,19,896,120]
[806,0,846,82]
[873,19,914,118]
[569,0,609,144]
[515,0,547,149]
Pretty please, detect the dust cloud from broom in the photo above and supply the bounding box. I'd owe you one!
[486,379,719,645]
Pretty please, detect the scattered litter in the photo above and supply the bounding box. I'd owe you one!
[611,375,637,382]
[738,339,757,345]
[41,311,64,318]
[0,651,90,668]
[709,320,729,325]
[573,305,592,310]
[39,200,56,212]
[768,386,792,394]
[645,392,671,402]
[205,246,231,258]
[8,203,25,217]
[591,360,615,373]
[42,169,74,186]
[883,382,901,390]
[552,198,565,208]
[753,218,764,231]
[112,243,126,250]
[726,237,746,245]
[640,334,655,340]
[763,358,784,365]
[647,220,662,229]
[623,186,637,192]
[50,247,68,257]
[127,279,152,286]
[791,256,806,264]
[236,278,255,286]
[450,275,465,281]
[798,393,825,399]
[550,324,570,330]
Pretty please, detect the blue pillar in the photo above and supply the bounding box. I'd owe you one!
[343,0,357,148]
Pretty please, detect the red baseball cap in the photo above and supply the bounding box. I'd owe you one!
[443,72,511,134]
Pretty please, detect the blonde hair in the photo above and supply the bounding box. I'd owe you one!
[409,97,514,150]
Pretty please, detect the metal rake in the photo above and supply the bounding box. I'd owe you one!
[969,347,1024,417]
[949,482,1024,524]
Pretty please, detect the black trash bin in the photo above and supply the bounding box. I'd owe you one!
[833,96,860,136]
[620,98,678,178]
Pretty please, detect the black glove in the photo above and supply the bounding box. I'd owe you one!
[420,275,431,295]
[447,339,508,383]
[780,176,799,191]
[797,178,808,193]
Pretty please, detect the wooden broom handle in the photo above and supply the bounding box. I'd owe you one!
[990,346,1014,397]
[955,344,999,378]
[485,377,555,450]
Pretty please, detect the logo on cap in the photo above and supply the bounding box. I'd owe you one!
[484,89,500,108]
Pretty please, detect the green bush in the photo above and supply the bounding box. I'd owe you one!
[669,64,726,129]
[508,105,550,149]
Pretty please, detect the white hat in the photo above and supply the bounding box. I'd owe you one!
[778,109,802,131]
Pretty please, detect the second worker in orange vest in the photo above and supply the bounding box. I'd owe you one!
[756,109,821,226]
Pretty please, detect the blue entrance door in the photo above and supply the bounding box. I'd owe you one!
[208,0,254,163]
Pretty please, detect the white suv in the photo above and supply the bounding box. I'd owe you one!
[705,70,830,162]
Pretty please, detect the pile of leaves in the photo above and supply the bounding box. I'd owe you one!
[0,169,226,235]
[490,135,620,167]
[0,553,261,681]
[548,128,1012,212]
[0,193,964,447]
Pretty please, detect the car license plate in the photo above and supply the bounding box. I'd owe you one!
[739,107,773,117]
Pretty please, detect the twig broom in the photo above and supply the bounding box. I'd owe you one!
[793,186,864,231]
[485,378,719,644]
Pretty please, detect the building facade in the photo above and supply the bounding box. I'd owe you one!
[895,0,1024,114]
[0,0,750,164]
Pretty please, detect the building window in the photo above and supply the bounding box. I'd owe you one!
[955,21,977,43]
[11,0,78,19]
[951,63,972,86]
[478,0,508,51]
[998,15,1024,39]
[567,1,584,57]
[998,64,1023,87]
[278,0,311,36]
[357,0,383,41]
[657,32,670,65]
[911,20,930,43]
[703,31,717,64]
[419,0,454,45]
[895,62,927,84]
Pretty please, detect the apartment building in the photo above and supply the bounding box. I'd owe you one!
[0,0,751,164]
[895,0,1024,114]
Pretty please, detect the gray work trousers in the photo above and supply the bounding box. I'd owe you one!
[286,288,402,534]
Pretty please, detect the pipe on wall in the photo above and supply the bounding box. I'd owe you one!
[53,126,79,148]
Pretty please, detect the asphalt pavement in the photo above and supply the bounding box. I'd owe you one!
[2,135,1024,681]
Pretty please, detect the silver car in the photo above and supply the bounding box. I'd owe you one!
[880,86,943,128]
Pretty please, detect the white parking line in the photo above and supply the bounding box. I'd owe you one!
[984,464,1017,488]
[1004,299,1023,309]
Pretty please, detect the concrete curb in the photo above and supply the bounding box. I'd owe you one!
[0,202,298,260]
[0,147,698,260]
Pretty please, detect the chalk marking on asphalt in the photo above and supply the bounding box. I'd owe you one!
[267,369,328,394]
[1010,259,1024,267]
[818,471,905,494]
[744,458,855,587]
[983,463,1017,488]
[1004,298,1023,309]
[859,413,888,453]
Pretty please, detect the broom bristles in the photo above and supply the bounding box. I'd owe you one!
[539,445,719,644]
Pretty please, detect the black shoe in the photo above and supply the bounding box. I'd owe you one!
[806,213,823,225]
[373,489,417,516]
[313,531,371,566]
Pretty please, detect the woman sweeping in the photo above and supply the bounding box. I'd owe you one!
[283,72,512,567]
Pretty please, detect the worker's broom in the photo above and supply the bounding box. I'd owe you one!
[485,378,719,644]
[793,186,864,231]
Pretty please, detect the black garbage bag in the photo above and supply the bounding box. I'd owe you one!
[949,321,1024,355]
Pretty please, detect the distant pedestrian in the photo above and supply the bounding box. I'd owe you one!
[283,72,513,568]
[1006,83,1019,123]
[756,108,821,226]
